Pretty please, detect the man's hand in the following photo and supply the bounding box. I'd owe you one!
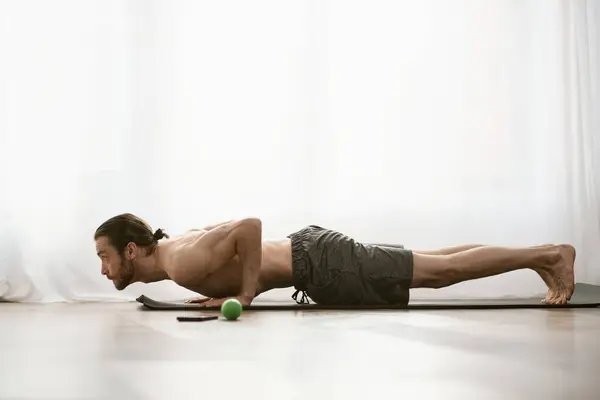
[184,297,211,304]
[192,295,253,308]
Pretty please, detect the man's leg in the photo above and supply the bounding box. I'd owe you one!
[413,244,559,299]
[371,243,488,255]
[367,243,405,249]
[413,244,485,255]
[410,244,576,304]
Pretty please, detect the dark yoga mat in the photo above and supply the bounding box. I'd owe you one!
[136,283,600,311]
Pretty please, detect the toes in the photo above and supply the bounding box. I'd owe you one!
[552,294,568,305]
[545,290,558,304]
[543,293,568,305]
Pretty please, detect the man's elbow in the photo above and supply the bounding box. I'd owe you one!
[239,217,262,233]
[233,217,262,243]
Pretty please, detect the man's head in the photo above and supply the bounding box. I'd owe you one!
[94,213,169,290]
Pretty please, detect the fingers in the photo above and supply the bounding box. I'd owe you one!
[199,301,220,308]
[196,298,230,308]
[185,297,238,308]
[184,297,211,304]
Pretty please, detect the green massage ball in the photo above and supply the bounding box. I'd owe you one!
[221,299,243,320]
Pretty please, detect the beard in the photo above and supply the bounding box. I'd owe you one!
[114,258,135,291]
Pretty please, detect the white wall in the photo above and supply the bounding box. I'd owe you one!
[0,0,598,302]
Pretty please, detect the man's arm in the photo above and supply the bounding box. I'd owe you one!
[176,218,262,306]
[230,218,262,301]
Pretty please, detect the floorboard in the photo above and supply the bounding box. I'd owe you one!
[1,302,599,399]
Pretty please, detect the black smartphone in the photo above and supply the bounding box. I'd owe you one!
[177,315,219,322]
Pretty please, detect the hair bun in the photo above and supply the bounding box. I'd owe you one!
[153,228,169,241]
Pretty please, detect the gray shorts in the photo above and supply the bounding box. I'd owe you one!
[287,225,414,306]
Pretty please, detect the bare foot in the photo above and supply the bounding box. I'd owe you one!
[537,269,558,304]
[531,244,559,303]
[544,244,576,304]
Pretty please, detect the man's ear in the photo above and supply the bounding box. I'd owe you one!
[125,242,138,260]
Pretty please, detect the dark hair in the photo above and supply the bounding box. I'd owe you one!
[94,213,169,255]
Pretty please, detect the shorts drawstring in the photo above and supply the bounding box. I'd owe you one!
[292,290,310,305]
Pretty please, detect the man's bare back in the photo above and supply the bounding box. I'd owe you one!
[94,214,576,307]
[162,224,294,303]
[146,218,297,307]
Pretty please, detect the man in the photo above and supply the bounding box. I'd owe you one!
[94,213,576,307]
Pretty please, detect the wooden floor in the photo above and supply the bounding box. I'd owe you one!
[1,302,599,400]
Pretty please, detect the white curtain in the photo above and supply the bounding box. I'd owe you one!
[0,0,598,302]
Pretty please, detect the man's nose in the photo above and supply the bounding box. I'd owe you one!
[101,266,108,276]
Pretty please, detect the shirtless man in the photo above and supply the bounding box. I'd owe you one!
[94,213,576,307]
